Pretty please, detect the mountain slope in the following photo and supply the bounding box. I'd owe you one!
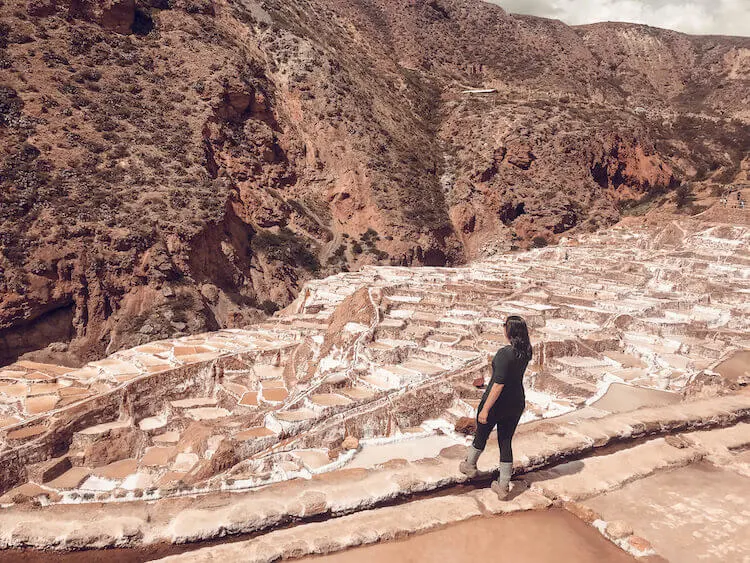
[0,0,748,366]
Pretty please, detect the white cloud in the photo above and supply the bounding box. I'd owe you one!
[491,0,750,36]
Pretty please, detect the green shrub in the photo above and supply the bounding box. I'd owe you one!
[260,300,279,315]
[251,228,320,272]
[361,228,379,243]
[675,183,692,208]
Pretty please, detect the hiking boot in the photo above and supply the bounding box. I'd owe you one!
[491,461,513,500]
[459,445,482,478]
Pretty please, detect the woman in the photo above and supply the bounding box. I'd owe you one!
[460,315,532,499]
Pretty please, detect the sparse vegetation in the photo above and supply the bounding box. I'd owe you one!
[252,228,320,272]
[260,299,279,315]
[0,0,747,367]
[675,183,693,209]
[327,243,347,267]
[356,228,388,260]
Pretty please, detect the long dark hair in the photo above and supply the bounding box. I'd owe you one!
[505,315,532,362]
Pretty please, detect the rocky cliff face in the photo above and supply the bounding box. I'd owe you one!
[1,0,748,366]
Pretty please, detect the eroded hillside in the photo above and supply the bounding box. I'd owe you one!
[0,0,748,366]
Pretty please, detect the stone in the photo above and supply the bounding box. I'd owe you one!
[175,423,212,454]
[439,444,467,460]
[48,342,68,353]
[341,436,359,450]
[299,491,328,517]
[606,519,634,540]
[628,535,654,553]
[665,434,693,449]
[200,284,220,304]
[454,417,477,435]
[560,501,601,524]
[151,493,485,561]
[39,489,63,503]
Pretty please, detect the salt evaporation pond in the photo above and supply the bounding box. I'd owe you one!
[347,434,463,469]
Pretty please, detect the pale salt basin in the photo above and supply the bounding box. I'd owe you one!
[591,383,680,414]
[186,407,231,421]
[346,434,461,469]
[79,475,118,492]
[172,453,199,472]
[522,388,576,422]
[139,416,167,431]
[714,350,750,381]
[293,449,333,471]
[122,472,155,490]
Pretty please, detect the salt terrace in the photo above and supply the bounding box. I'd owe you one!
[1,216,750,561]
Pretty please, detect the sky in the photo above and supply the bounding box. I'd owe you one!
[491,0,750,36]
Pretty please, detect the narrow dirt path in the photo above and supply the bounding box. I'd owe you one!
[294,198,343,265]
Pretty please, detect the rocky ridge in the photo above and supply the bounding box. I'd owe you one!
[1,0,749,366]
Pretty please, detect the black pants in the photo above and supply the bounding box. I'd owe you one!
[472,411,523,463]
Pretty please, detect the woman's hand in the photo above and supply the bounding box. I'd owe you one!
[478,410,488,424]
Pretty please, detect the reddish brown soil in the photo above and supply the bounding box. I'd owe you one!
[302,510,639,563]
[0,0,748,366]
